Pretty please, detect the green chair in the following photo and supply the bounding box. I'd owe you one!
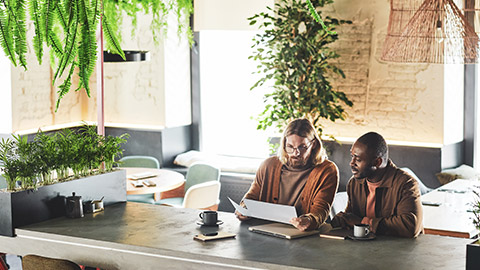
[119,155,160,169]
[119,155,160,204]
[0,175,7,189]
[156,162,221,209]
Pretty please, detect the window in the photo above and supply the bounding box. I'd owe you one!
[199,30,273,158]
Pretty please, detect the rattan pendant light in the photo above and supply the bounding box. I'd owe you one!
[381,0,480,64]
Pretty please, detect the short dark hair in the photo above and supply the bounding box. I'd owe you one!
[356,132,388,160]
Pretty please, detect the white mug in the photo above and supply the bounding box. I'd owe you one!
[354,224,370,238]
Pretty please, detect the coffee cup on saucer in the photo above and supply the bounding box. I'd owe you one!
[199,210,219,226]
[353,224,370,238]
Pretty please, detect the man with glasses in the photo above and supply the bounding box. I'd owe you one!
[331,132,423,238]
[236,118,339,231]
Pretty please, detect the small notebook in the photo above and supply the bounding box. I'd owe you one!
[128,172,157,180]
[318,223,351,240]
[248,223,319,240]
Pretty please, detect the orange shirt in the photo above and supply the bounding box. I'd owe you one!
[361,180,382,226]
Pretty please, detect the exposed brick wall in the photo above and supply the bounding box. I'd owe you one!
[320,3,445,144]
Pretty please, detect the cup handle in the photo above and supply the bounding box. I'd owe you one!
[365,227,370,235]
[199,212,203,219]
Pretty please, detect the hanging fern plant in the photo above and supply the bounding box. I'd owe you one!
[0,0,193,111]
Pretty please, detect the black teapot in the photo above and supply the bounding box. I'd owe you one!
[65,192,84,218]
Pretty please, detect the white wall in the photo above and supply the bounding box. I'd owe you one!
[0,54,11,134]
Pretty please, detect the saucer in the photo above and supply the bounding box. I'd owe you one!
[346,233,376,241]
[196,220,224,226]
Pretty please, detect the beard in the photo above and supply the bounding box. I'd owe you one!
[352,163,376,179]
[288,156,309,169]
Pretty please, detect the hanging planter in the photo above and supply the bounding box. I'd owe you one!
[104,50,151,62]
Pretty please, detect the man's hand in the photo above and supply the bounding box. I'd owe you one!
[290,216,312,231]
[235,210,250,221]
[331,212,362,228]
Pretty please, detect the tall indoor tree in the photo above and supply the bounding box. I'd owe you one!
[249,0,353,136]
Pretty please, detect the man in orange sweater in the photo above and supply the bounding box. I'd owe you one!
[236,118,339,231]
[331,132,423,238]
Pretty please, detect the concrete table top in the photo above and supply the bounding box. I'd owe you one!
[0,202,473,270]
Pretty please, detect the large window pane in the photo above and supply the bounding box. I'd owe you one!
[199,31,272,158]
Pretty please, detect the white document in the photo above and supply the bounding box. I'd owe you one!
[228,197,298,224]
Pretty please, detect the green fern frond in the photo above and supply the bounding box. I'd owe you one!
[77,0,98,97]
[102,14,124,60]
[54,0,78,81]
[54,1,67,30]
[48,31,63,57]
[43,0,56,46]
[305,0,336,35]
[29,0,43,64]
[12,0,27,69]
[0,7,17,66]
[1,0,25,40]
[55,61,75,112]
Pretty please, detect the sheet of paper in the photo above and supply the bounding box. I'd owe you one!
[228,197,248,216]
[227,197,297,224]
[244,199,297,224]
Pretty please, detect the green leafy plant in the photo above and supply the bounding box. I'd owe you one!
[0,0,193,111]
[472,190,480,240]
[249,0,353,136]
[0,125,128,191]
[103,0,193,47]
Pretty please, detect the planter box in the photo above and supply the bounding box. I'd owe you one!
[467,239,480,270]
[0,169,126,237]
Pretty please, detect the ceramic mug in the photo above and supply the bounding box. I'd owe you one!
[354,224,370,238]
[199,210,218,226]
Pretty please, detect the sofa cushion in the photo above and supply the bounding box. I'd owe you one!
[435,164,479,185]
[174,150,262,174]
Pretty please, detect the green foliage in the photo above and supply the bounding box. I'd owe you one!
[0,125,129,191]
[249,0,353,136]
[472,190,480,231]
[0,0,193,111]
[103,0,193,47]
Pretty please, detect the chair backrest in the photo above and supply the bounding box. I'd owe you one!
[400,167,432,195]
[22,255,81,270]
[329,191,348,220]
[182,181,221,209]
[184,163,220,192]
[119,155,160,169]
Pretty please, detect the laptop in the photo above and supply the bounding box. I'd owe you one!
[248,223,319,239]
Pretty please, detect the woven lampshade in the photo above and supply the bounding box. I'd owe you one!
[381,0,480,64]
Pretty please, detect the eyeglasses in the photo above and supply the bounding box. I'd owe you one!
[285,140,314,154]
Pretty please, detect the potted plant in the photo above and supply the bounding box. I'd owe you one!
[0,124,129,237]
[467,190,480,269]
[248,0,353,138]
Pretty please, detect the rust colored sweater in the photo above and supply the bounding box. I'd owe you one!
[243,156,339,230]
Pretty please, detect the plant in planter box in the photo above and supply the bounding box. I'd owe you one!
[0,139,19,190]
[0,124,128,191]
[249,0,353,137]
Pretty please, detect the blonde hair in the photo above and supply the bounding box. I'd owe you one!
[278,118,327,165]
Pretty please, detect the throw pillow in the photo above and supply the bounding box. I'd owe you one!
[435,164,479,185]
